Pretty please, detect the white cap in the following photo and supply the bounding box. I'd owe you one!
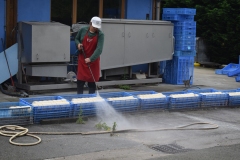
[91,16,102,29]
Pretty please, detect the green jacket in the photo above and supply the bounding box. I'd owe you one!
[75,26,104,62]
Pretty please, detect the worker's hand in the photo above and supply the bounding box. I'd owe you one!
[85,58,91,63]
[78,43,83,50]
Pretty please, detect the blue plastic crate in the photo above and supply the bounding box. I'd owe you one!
[174,35,196,41]
[186,88,218,93]
[227,67,240,77]
[173,56,194,84]
[175,45,195,51]
[163,8,196,15]
[162,14,194,21]
[221,63,239,75]
[174,26,196,32]
[159,61,167,75]
[174,51,196,56]
[127,91,168,110]
[187,89,228,107]
[99,92,139,112]
[215,69,223,75]
[0,102,32,125]
[168,93,200,109]
[173,21,197,26]
[162,91,187,96]
[20,96,71,123]
[236,76,240,82]
[60,94,104,117]
[174,29,196,36]
[221,89,240,106]
[163,57,194,85]
[163,60,174,84]
[175,40,196,46]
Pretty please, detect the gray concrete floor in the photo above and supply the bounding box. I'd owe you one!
[1,66,240,160]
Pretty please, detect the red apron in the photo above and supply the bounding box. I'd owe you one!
[77,30,100,82]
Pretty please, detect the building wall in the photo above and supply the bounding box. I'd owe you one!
[126,0,153,20]
[18,0,51,22]
[0,0,5,52]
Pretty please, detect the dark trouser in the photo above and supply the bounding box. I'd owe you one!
[77,80,96,94]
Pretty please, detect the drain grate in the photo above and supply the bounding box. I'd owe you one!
[149,143,193,154]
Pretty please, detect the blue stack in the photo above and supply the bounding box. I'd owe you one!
[20,96,72,124]
[162,8,196,85]
[128,91,168,110]
[186,88,228,107]
[99,92,139,113]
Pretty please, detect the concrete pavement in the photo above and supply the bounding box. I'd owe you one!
[1,66,240,160]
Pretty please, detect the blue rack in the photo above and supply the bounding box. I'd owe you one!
[99,92,139,113]
[59,94,102,117]
[0,102,32,125]
[127,91,168,110]
[20,96,71,123]
[186,88,228,107]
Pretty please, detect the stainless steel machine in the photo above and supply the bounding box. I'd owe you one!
[16,19,174,91]
[16,22,71,90]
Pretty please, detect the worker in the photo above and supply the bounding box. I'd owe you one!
[75,16,104,94]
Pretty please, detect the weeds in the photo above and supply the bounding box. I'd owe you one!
[76,107,85,124]
[95,122,111,131]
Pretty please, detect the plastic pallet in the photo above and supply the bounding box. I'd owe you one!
[163,8,196,15]
[162,14,194,21]
[20,96,71,123]
[0,102,32,125]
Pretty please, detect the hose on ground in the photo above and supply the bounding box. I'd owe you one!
[0,84,22,97]
[0,122,218,146]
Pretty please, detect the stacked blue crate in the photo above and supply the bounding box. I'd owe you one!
[162,8,196,85]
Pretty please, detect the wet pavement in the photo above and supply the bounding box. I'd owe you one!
[1,66,240,160]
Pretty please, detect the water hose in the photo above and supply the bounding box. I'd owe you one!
[0,122,218,146]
